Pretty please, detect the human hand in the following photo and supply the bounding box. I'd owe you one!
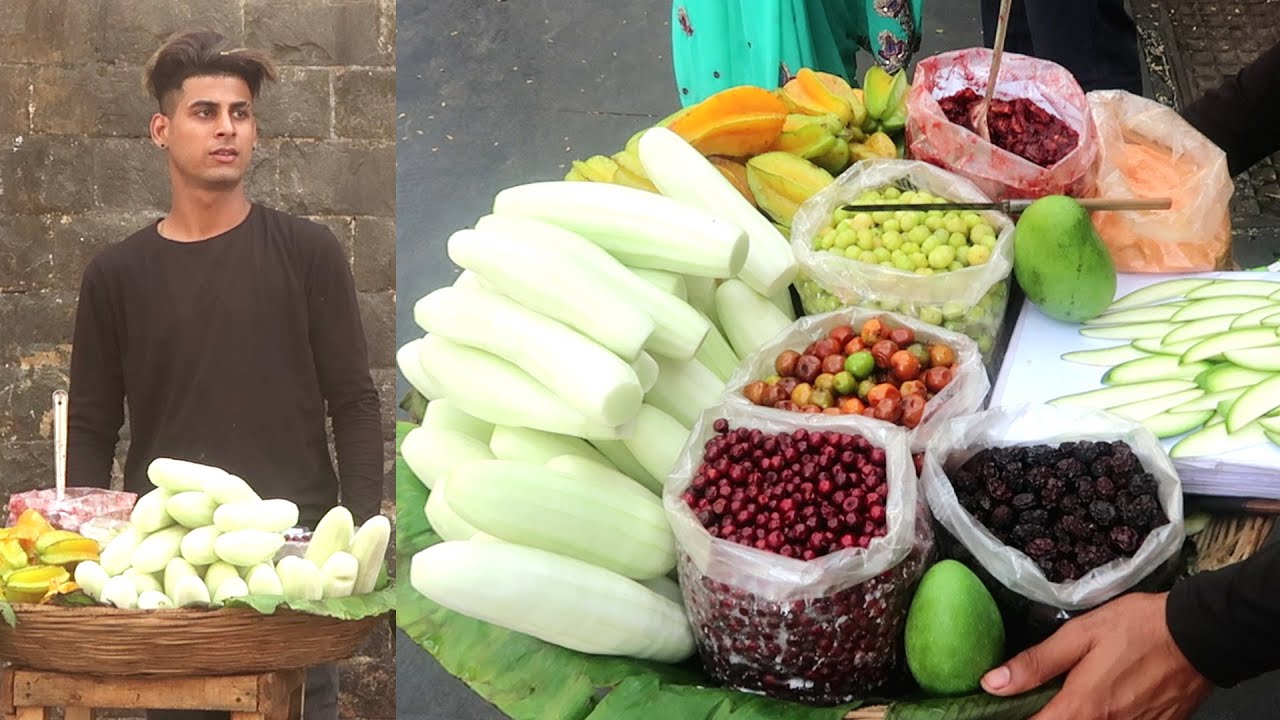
[981,592,1213,720]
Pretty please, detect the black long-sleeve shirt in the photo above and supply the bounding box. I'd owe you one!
[1167,540,1280,687]
[1180,40,1280,177]
[66,203,383,527]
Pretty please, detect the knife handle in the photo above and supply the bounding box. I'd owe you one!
[1073,197,1173,211]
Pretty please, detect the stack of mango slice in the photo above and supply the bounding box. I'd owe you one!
[0,509,100,604]
[566,66,910,231]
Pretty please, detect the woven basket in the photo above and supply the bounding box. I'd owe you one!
[0,604,383,676]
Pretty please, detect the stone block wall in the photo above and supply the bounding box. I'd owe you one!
[0,1,395,717]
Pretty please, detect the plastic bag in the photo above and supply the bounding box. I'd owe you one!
[791,159,1015,368]
[921,404,1185,611]
[1086,90,1233,272]
[664,401,932,704]
[7,488,137,533]
[906,49,1099,200]
[722,307,989,451]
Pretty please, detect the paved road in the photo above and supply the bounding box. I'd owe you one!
[394,2,1279,718]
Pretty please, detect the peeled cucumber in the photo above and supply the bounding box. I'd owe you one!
[100,576,139,609]
[245,563,284,596]
[213,577,249,605]
[349,515,390,595]
[73,560,109,601]
[214,530,285,567]
[131,526,187,574]
[130,488,176,533]
[204,474,261,505]
[204,561,242,598]
[277,556,324,601]
[173,575,211,607]
[137,590,175,610]
[180,525,222,566]
[213,499,300,533]
[166,491,219,529]
[320,551,359,598]
[305,506,354,568]
[100,527,145,577]
[164,558,200,600]
[123,568,163,596]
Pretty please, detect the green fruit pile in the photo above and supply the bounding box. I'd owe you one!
[814,187,1000,276]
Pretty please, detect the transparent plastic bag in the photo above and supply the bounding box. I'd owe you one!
[7,488,137,533]
[921,404,1185,611]
[791,159,1015,368]
[664,401,932,704]
[722,307,989,451]
[906,49,1099,200]
[1087,90,1233,272]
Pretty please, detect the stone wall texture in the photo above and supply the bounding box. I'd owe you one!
[0,1,396,717]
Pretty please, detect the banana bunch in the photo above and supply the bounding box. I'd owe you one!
[0,509,100,604]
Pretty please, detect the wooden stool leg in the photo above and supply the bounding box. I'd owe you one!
[64,708,91,720]
[231,713,265,720]
[14,708,46,720]
[286,682,303,720]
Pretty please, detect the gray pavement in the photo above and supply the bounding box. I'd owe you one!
[395,1,1279,718]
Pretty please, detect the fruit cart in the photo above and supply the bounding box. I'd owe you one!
[396,43,1272,720]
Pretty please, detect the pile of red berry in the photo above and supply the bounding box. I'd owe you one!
[742,317,957,429]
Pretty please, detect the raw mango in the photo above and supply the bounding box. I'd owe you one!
[204,474,261,505]
[100,527,144,576]
[180,525,222,566]
[147,457,224,493]
[123,568,164,595]
[137,590,175,610]
[173,575,211,607]
[1014,196,1118,322]
[130,526,187,574]
[245,563,284,596]
[212,577,249,605]
[203,561,242,598]
[73,560,109,600]
[164,557,200,600]
[214,530,285,567]
[277,556,324,601]
[131,488,175,532]
[905,560,1006,695]
[213,499,299,533]
[100,575,139,609]
[166,491,219,529]
[305,506,354,567]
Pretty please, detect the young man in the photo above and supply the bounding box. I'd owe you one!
[65,29,383,720]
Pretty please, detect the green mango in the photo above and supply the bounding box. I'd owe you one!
[905,560,1006,696]
[1014,195,1118,323]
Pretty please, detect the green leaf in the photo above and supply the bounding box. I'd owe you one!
[223,583,395,620]
[885,685,1058,720]
[49,590,99,608]
[400,389,428,424]
[585,675,857,720]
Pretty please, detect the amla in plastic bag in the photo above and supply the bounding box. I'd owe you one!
[790,159,1015,369]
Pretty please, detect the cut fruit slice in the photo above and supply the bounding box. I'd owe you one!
[1230,304,1280,328]
[1260,416,1280,434]
[1170,388,1245,414]
[1223,345,1280,372]
[1226,374,1280,432]
[1205,413,1226,427]
[1181,327,1280,364]
[1217,398,1237,418]
[1170,420,1268,458]
[1107,279,1212,310]
[1061,345,1150,367]
[1103,356,1212,385]
[1108,389,1204,421]
[1172,296,1277,322]
[1142,410,1214,439]
[1132,337,1198,357]
[1162,315,1237,345]
[1050,380,1198,410]
[1080,321,1181,340]
[1198,365,1275,393]
[1266,430,1280,448]
[1263,312,1280,327]
[1084,304,1185,326]
[1185,280,1280,299]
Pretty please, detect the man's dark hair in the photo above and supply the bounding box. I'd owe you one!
[143,29,279,115]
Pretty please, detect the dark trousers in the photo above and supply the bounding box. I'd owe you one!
[145,664,337,720]
[980,0,1144,94]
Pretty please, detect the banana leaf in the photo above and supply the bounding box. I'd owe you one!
[397,419,1056,720]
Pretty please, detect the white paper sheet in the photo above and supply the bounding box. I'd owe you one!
[991,271,1280,499]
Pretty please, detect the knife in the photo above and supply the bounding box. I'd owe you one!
[838,197,1173,215]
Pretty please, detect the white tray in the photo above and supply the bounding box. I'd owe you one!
[991,271,1280,500]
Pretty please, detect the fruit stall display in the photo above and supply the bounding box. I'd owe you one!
[0,458,395,674]
[397,56,1267,720]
